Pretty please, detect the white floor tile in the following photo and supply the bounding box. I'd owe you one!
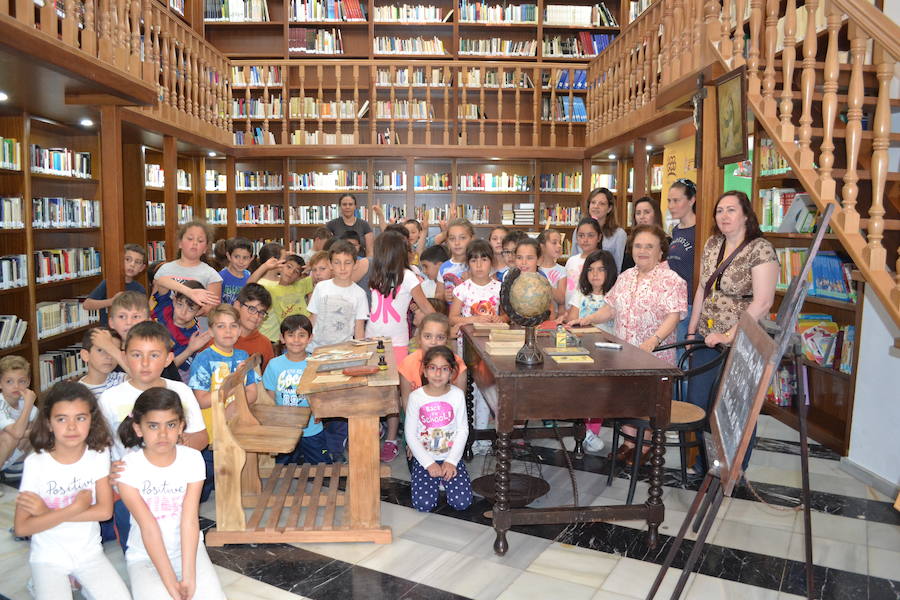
[222,570,313,599]
[787,533,867,576]
[724,498,799,531]
[867,545,900,580]
[796,511,867,545]
[459,527,554,570]
[400,512,487,552]
[526,542,619,588]
[600,557,694,599]
[592,590,642,600]
[712,521,792,558]
[866,520,900,552]
[496,570,597,600]
[424,554,523,600]
[357,537,456,583]
[686,574,779,599]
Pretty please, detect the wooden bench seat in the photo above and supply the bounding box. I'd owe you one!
[230,423,305,454]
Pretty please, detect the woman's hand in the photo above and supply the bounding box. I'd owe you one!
[704,332,730,347]
[639,338,657,353]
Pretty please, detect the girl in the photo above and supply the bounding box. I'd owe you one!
[153,220,222,314]
[117,388,226,600]
[367,230,435,462]
[538,229,567,308]
[398,313,467,409]
[515,238,556,319]
[404,345,472,513]
[449,239,504,331]
[583,188,627,271]
[564,217,602,308]
[564,249,617,334]
[439,218,474,302]
[488,225,510,275]
[14,381,131,600]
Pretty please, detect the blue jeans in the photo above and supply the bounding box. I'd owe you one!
[323,419,348,462]
[276,431,332,465]
[201,447,215,503]
[675,306,692,368]
[113,498,131,552]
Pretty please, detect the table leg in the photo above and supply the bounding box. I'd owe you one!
[646,424,665,548]
[493,430,511,555]
[573,419,586,458]
[464,367,475,461]
[347,415,381,529]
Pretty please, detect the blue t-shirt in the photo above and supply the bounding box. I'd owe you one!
[88,280,147,325]
[219,268,250,305]
[188,345,260,436]
[262,354,321,436]
[152,290,199,379]
[667,225,695,294]
[439,259,468,298]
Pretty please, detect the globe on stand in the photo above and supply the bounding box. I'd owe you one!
[500,268,552,366]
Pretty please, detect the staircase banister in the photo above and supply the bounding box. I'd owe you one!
[829,0,900,60]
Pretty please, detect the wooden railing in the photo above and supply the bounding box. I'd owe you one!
[229,60,588,150]
[709,0,900,329]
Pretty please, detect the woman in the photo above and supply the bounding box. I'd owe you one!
[621,196,665,271]
[568,224,687,462]
[666,179,697,346]
[687,190,779,473]
[326,193,374,258]
[583,187,627,271]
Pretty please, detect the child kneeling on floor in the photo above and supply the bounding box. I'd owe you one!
[404,345,472,513]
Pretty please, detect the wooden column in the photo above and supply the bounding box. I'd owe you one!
[100,106,125,294]
[632,138,648,200]
[695,83,723,277]
[163,135,178,253]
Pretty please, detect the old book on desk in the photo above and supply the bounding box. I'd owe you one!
[551,355,594,364]
[472,322,509,331]
[485,341,523,356]
[544,347,590,356]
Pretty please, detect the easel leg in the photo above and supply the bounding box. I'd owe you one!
[796,360,815,599]
[667,486,724,600]
[693,477,720,533]
[347,416,381,529]
[646,425,666,548]
[493,430,511,555]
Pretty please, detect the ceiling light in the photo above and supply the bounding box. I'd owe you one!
[646,145,652,151]
[79,118,94,128]
[208,151,217,157]
[608,154,616,160]
[0,92,8,102]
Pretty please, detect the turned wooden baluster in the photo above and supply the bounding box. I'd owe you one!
[388,65,396,142]
[651,22,660,100]
[778,0,796,141]
[83,0,97,55]
[126,0,138,72]
[98,0,111,61]
[617,52,626,122]
[352,65,360,144]
[635,30,644,110]
[409,66,415,145]
[641,25,650,106]
[443,66,450,145]
[796,0,818,168]
[863,43,892,270]
[624,35,633,116]
[839,22,866,232]
[681,0,694,73]
[160,26,170,115]
[262,81,271,143]
[478,69,486,146]
[532,66,540,146]
[732,0,745,66]
[746,0,762,96]
[549,68,558,147]
[298,65,307,143]
[186,38,195,120]
[660,0,673,86]
[117,0,129,67]
[815,2,840,200]
[139,0,151,79]
[41,0,58,47]
[719,0,733,60]
[567,67,575,146]
[316,64,324,139]
[197,50,208,127]
[169,27,178,115]
[336,64,343,143]
[672,0,684,81]
[15,0,33,26]
[62,0,77,46]
[243,79,251,139]
[369,66,378,146]
[693,0,703,71]
[761,0,778,117]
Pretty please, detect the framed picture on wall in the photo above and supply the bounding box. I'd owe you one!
[715,66,749,166]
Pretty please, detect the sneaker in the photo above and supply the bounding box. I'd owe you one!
[380,440,399,463]
[584,430,605,453]
[665,431,679,443]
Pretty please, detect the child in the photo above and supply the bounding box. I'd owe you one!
[449,239,504,331]
[307,241,368,351]
[302,227,334,263]
[263,315,331,465]
[14,381,131,600]
[84,243,148,326]
[117,388,226,600]
[220,237,253,305]
[497,230,527,282]
[154,279,213,381]
[78,327,126,396]
[153,220,222,315]
[251,253,313,343]
[189,304,260,438]
[438,218,474,302]
[366,230,435,462]
[515,237,556,319]
[538,229,567,308]
[488,226,510,275]
[307,251,333,286]
[398,313,466,407]
[565,217,603,307]
[403,218,427,264]
[404,345,472,513]
[231,283,276,371]
[564,249,618,334]
[418,244,447,300]
[0,356,36,476]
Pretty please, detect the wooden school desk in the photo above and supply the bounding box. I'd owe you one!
[460,325,680,555]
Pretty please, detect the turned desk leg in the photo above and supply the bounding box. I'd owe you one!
[646,424,666,548]
[348,415,381,529]
[464,367,475,461]
[573,419,586,458]
[493,430,511,555]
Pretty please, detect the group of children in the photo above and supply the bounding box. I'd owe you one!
[1,208,633,599]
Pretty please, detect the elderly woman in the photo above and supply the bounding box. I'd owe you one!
[568,224,687,461]
[687,190,779,473]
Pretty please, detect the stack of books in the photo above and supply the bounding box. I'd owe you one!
[0,315,27,349]
[414,173,451,191]
[289,27,344,54]
[543,3,616,26]
[540,171,582,192]
[374,4,444,21]
[289,97,358,119]
[798,314,855,374]
[205,170,227,191]
[501,203,535,225]
[374,35,446,55]
[147,241,166,262]
[206,207,228,225]
[759,188,816,232]
[540,203,582,225]
[459,1,536,23]
[232,66,282,87]
[458,172,531,192]
[177,204,194,225]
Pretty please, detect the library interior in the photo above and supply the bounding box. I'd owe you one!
[0,0,898,598]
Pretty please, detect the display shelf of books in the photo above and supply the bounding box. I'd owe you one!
[537,160,584,227]
[288,159,368,228]
[457,159,532,227]
[373,158,409,224]
[204,0,276,22]
[233,158,288,234]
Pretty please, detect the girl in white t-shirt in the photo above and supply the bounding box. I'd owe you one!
[366,230,435,462]
[117,388,225,600]
[564,217,603,307]
[153,220,223,314]
[14,381,130,600]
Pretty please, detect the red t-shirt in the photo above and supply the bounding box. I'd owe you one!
[202,329,275,372]
[398,348,467,390]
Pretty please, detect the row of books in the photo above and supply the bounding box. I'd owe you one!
[0,315,27,349]
[34,248,102,284]
[232,65,282,87]
[254,239,284,257]
[290,129,357,145]
[591,172,615,190]
[39,346,88,392]
[415,204,490,224]
[33,197,100,229]
[147,241,166,262]
[544,3,617,27]
[759,188,816,233]
[377,128,401,145]
[289,238,315,255]
[30,145,92,179]
[290,169,367,190]
[289,204,362,224]
[414,173,451,191]
[1,137,20,170]
[376,66,447,87]
[289,97,360,120]
[464,69,532,89]
[376,100,435,120]
[541,96,587,122]
[540,203,582,225]
[206,170,227,191]
[236,204,285,224]
[0,255,27,289]
[233,128,277,145]
[289,28,344,54]
[458,172,532,192]
[459,38,537,57]
[374,170,406,191]
[145,166,193,191]
[550,69,587,90]
[373,4,444,21]
[146,201,165,226]
[374,36,446,55]
[757,138,791,176]
[459,1,535,23]
[540,172,582,193]
[628,0,652,22]
[204,0,269,21]
[232,96,284,119]
[776,248,856,303]
[206,207,228,225]
[375,203,407,221]
[36,300,99,340]
[458,103,486,120]
[501,203,535,225]
[798,315,855,374]
[543,32,615,57]
[236,170,283,191]
[169,0,185,15]
[290,0,366,21]
[0,197,24,228]
[177,205,194,225]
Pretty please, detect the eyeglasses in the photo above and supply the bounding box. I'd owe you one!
[425,364,451,374]
[501,250,514,256]
[241,303,269,319]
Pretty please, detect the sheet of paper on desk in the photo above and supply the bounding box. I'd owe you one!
[551,355,595,364]
[544,347,590,356]
[312,351,374,363]
[314,374,352,384]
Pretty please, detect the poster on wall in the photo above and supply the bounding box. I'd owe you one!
[661,136,698,230]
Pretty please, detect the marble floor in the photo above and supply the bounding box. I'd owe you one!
[1,415,898,600]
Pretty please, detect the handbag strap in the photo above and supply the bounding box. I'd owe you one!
[701,238,751,302]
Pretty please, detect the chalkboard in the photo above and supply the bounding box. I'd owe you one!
[709,312,777,495]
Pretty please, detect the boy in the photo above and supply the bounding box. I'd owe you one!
[307,241,368,351]
[498,230,528,281]
[188,304,260,438]
[0,356,36,478]
[153,279,213,380]
[83,243,147,325]
[418,244,448,300]
[250,254,314,343]
[302,227,334,263]
[232,283,276,371]
[78,327,126,396]
[263,315,330,465]
[220,237,253,305]
[307,251,333,286]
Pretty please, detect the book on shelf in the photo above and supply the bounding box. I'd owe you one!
[235,170,283,191]
[204,0,270,21]
[464,68,533,89]
[290,129,358,145]
[289,169,367,190]
[376,100,434,120]
[458,172,531,192]
[147,241,166,262]
[374,4,443,22]
[33,248,102,284]
[32,197,100,229]
[544,3,617,27]
[145,164,165,188]
[377,128,402,145]
[206,207,228,225]
[540,203,581,225]
[232,65,282,87]
[458,103,487,120]
[458,0,536,23]
[415,204,491,224]
[542,32,614,57]
[290,203,368,224]
[289,238,315,255]
[590,171,615,190]
[0,255,27,290]
[146,201,165,226]
[0,315,27,349]
[233,95,284,119]
[766,362,796,407]
[252,239,284,257]
[289,96,357,119]
[458,38,537,57]
[376,66,449,87]
[30,145,92,179]
[540,171,582,192]
[628,0,652,22]
[374,35,446,55]
[176,169,192,191]
[177,204,194,225]
[236,204,285,225]
[36,299,99,340]
[775,248,856,303]
[233,128,277,145]
[205,169,227,191]
[414,173,451,191]
[650,164,663,191]
[374,170,406,191]
[0,197,24,228]
[1,137,21,170]
[797,314,855,374]
[289,27,344,54]
[759,187,816,233]
[290,0,366,21]
[169,0,185,15]
[542,69,587,90]
[541,96,587,122]
[39,346,88,392]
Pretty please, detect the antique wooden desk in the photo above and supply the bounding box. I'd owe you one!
[460,325,680,555]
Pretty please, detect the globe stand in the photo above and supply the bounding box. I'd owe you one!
[516,325,543,366]
[499,268,551,368]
